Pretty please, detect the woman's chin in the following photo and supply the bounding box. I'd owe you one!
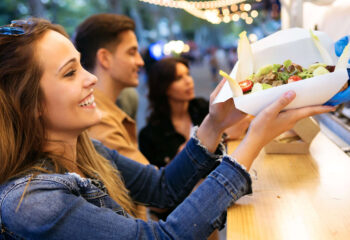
[85,111,103,130]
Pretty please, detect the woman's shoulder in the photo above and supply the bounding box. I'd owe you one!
[0,172,89,211]
[0,173,87,239]
[0,173,81,202]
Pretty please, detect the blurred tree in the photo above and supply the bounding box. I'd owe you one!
[0,0,25,24]
[28,0,46,18]
[107,0,122,14]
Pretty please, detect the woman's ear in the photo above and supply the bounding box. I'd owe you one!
[96,48,112,70]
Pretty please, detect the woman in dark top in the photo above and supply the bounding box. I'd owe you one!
[139,57,251,168]
[139,57,209,168]
[139,57,217,223]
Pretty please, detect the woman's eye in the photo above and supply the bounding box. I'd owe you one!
[64,70,76,78]
[175,74,184,80]
[128,50,137,56]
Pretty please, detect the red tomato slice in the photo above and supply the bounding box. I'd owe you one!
[239,80,253,92]
[288,75,302,83]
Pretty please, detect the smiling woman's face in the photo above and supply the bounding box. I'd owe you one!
[37,30,101,140]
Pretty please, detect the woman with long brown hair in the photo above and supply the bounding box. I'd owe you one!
[0,18,334,239]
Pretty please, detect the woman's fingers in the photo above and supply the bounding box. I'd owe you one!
[263,91,335,121]
[263,91,296,117]
[285,105,336,121]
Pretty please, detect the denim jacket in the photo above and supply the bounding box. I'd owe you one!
[0,135,252,240]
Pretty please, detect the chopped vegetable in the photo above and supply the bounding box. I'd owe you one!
[312,66,329,76]
[298,70,313,79]
[272,64,281,72]
[251,82,263,93]
[283,59,292,68]
[262,83,273,89]
[256,65,273,77]
[308,63,327,72]
[239,80,254,92]
[251,82,272,93]
[287,75,302,83]
[220,58,337,96]
[277,72,290,82]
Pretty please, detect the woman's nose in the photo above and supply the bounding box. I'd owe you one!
[84,69,98,87]
[186,76,194,84]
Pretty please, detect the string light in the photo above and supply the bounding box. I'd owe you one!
[245,16,253,24]
[231,4,238,12]
[138,0,247,9]
[232,13,240,21]
[251,9,258,18]
[248,33,258,42]
[139,0,261,24]
[244,3,251,11]
[240,12,248,20]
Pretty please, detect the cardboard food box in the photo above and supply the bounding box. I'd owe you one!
[214,28,348,116]
[264,117,320,154]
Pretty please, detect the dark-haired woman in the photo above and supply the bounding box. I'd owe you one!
[139,57,251,168]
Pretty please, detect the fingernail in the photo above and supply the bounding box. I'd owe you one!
[284,91,295,100]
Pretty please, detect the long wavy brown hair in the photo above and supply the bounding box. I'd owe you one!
[0,18,135,216]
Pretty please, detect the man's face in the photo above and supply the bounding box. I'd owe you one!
[108,30,144,88]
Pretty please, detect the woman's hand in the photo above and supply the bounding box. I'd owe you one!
[207,79,247,133]
[232,90,336,170]
[224,115,253,140]
[197,79,247,152]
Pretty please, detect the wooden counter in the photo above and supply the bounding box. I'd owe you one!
[226,132,350,240]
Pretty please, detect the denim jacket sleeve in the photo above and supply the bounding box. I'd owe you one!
[92,137,223,208]
[1,139,252,239]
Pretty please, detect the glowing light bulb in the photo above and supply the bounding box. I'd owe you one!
[248,33,258,42]
[231,4,238,12]
[239,3,245,11]
[223,15,231,23]
[244,4,251,11]
[232,13,240,21]
[246,17,253,24]
[240,12,248,20]
[251,10,258,18]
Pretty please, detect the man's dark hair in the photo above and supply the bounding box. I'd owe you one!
[74,13,135,71]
